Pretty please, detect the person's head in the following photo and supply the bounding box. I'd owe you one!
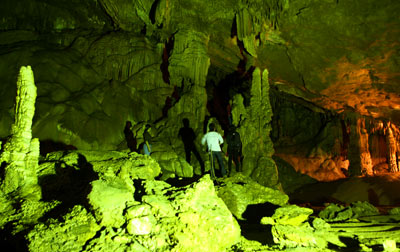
[229,124,236,131]
[182,118,189,127]
[125,121,132,128]
[209,123,215,131]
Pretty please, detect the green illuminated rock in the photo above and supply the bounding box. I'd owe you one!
[89,179,136,228]
[0,66,41,199]
[232,68,279,188]
[319,201,379,222]
[263,204,313,226]
[138,175,241,251]
[263,204,347,249]
[217,173,288,220]
[27,205,100,252]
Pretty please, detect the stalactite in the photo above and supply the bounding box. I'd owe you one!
[236,0,289,56]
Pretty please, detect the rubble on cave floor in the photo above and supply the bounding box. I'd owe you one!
[2,151,400,251]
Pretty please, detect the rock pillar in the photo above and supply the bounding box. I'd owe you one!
[0,66,41,199]
[164,30,209,137]
[347,116,373,176]
[385,122,399,173]
[232,68,279,188]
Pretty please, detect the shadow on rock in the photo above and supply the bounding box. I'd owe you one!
[239,202,280,245]
[39,139,77,157]
[38,153,98,220]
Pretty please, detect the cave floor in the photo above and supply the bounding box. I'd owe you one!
[289,172,400,208]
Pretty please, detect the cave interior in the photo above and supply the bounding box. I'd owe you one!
[1,0,400,251]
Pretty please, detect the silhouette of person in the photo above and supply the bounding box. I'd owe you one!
[226,124,242,175]
[178,118,205,175]
[124,121,137,152]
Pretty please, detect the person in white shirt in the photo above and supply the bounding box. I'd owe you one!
[201,123,227,178]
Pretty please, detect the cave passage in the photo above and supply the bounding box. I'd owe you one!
[205,69,252,131]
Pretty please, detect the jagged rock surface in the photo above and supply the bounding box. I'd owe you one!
[216,173,288,220]
[26,174,241,252]
[0,66,40,198]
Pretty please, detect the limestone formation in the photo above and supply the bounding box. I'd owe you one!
[261,205,339,249]
[216,173,288,220]
[151,142,194,178]
[27,174,241,252]
[385,122,399,173]
[262,202,400,250]
[347,115,373,176]
[163,29,210,135]
[27,205,100,252]
[0,66,40,199]
[231,67,278,188]
[236,0,288,57]
[1,1,400,251]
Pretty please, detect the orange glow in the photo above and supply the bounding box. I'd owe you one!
[313,50,400,120]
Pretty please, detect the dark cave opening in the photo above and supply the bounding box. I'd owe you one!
[160,35,174,84]
[205,68,252,131]
[39,140,77,157]
[161,85,181,118]
[0,222,30,252]
[239,202,279,245]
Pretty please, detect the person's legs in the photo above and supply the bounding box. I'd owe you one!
[214,151,227,177]
[228,152,233,175]
[209,152,216,179]
[237,152,242,172]
[184,146,191,163]
[143,144,152,155]
[233,151,240,172]
[192,146,205,174]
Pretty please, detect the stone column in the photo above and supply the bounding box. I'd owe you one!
[347,116,373,176]
[358,118,373,175]
[385,122,398,173]
[165,30,209,136]
[0,66,41,199]
[232,67,279,188]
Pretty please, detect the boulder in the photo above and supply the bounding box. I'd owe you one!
[216,173,289,220]
[27,205,100,252]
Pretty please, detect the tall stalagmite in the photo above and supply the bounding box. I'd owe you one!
[385,122,399,173]
[0,66,40,199]
[347,116,373,176]
[232,68,279,188]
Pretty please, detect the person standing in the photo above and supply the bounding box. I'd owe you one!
[201,123,227,178]
[178,118,205,175]
[226,125,242,175]
[143,124,152,155]
[124,121,137,152]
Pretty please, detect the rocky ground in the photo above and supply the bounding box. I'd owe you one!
[1,149,400,252]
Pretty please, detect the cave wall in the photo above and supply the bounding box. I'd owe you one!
[0,0,400,186]
[271,90,400,183]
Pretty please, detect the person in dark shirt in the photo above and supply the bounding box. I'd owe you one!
[178,118,205,174]
[124,121,137,152]
[226,125,242,175]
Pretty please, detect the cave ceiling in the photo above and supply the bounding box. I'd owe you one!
[1,0,400,122]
